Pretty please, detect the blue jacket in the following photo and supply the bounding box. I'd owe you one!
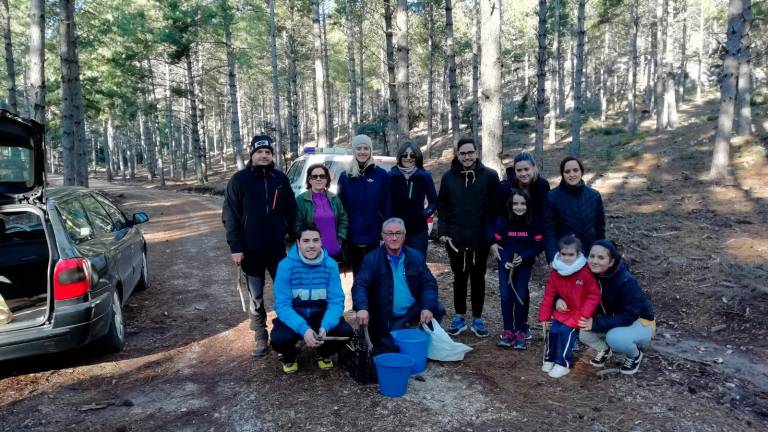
[492,218,544,266]
[338,164,392,245]
[389,167,437,235]
[591,261,655,333]
[273,245,345,337]
[543,180,605,262]
[352,246,443,344]
[499,170,551,221]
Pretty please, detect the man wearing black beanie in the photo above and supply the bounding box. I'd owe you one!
[222,134,296,358]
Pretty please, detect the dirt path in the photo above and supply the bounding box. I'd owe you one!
[0,177,765,431]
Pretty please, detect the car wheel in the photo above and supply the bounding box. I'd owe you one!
[99,290,126,353]
[135,251,149,291]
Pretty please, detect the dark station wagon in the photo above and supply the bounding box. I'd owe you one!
[0,110,149,361]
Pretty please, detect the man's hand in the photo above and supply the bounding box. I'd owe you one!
[356,310,369,326]
[420,309,433,324]
[555,299,569,312]
[578,317,593,331]
[490,244,503,261]
[303,328,322,348]
[318,327,327,339]
[231,253,244,266]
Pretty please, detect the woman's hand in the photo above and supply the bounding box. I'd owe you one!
[490,243,503,261]
[578,317,593,331]
[510,254,522,268]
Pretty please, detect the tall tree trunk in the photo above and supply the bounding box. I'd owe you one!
[195,49,208,182]
[665,71,679,128]
[427,0,434,157]
[570,0,586,156]
[549,0,560,144]
[165,63,176,179]
[556,2,565,116]
[268,0,283,167]
[321,9,334,146]
[471,0,480,148]
[534,0,547,170]
[1,0,17,112]
[395,0,409,141]
[312,1,328,148]
[600,29,608,122]
[480,0,503,174]
[346,1,358,141]
[224,19,245,169]
[28,0,45,124]
[358,5,365,121]
[384,0,397,153]
[709,0,746,181]
[678,0,688,102]
[445,0,459,146]
[655,0,667,131]
[440,60,449,133]
[285,31,300,155]
[696,0,704,100]
[627,0,640,135]
[185,53,204,185]
[102,118,112,181]
[736,0,752,136]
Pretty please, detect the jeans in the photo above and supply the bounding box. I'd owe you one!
[447,245,490,317]
[245,251,284,342]
[544,320,579,368]
[498,261,533,333]
[579,319,654,358]
[405,230,428,260]
[270,317,354,363]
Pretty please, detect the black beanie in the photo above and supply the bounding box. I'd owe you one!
[250,135,274,156]
[591,239,621,261]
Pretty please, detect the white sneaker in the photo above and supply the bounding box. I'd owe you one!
[548,364,570,378]
[541,361,555,372]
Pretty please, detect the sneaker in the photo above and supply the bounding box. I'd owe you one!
[548,364,570,378]
[620,351,643,375]
[252,339,269,358]
[447,316,467,336]
[497,330,515,347]
[542,361,555,372]
[523,329,532,340]
[513,332,527,350]
[590,348,613,367]
[470,318,489,337]
[281,361,299,374]
[317,357,334,370]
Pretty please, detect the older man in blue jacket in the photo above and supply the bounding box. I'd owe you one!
[353,218,445,349]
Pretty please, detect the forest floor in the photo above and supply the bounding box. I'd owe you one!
[0,97,766,431]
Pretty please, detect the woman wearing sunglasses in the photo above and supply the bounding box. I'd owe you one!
[294,163,348,261]
[388,141,437,260]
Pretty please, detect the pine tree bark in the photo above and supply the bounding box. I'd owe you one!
[534,0,547,170]
[600,29,608,122]
[384,0,398,153]
[696,0,704,100]
[395,0,409,141]
[269,0,283,167]
[165,63,176,179]
[627,0,639,135]
[480,0,503,174]
[312,1,328,148]
[346,1,358,140]
[710,0,746,181]
[358,5,365,121]
[440,60,449,133]
[102,118,112,181]
[665,71,679,128]
[471,0,480,148]
[185,53,204,185]
[427,0,435,157]
[445,0,460,146]
[736,0,752,136]
[570,0,586,156]
[655,0,667,131]
[321,10,334,146]
[549,0,560,144]
[224,17,245,169]
[678,0,688,102]
[284,26,300,154]
[1,0,17,112]
[28,0,45,124]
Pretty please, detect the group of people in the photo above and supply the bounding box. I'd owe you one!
[222,133,655,377]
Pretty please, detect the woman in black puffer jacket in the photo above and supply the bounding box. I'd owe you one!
[543,156,605,263]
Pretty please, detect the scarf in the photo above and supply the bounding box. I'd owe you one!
[397,165,417,180]
[299,248,326,266]
[551,252,587,276]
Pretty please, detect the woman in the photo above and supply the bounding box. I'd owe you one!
[543,156,605,263]
[388,141,437,259]
[576,240,655,375]
[338,134,391,275]
[294,163,348,261]
[499,152,550,221]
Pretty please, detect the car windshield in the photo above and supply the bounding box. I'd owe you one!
[0,146,33,183]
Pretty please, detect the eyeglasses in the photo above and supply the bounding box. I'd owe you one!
[401,152,416,159]
[458,150,476,157]
[309,174,327,180]
[382,231,404,238]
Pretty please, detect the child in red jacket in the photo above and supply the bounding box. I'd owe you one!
[538,235,600,378]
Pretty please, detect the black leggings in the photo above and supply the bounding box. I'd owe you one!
[447,245,490,318]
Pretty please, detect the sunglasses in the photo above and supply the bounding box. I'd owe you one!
[401,152,416,159]
[309,174,327,180]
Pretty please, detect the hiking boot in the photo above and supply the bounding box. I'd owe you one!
[281,361,299,374]
[470,318,489,337]
[513,332,527,350]
[620,351,643,375]
[251,339,269,358]
[541,361,555,372]
[548,364,570,378]
[497,330,515,347]
[317,356,334,370]
[590,348,613,367]
[447,316,467,336]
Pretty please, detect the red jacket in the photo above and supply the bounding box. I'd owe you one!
[538,265,600,329]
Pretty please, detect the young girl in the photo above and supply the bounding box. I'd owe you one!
[491,189,543,349]
[538,235,600,378]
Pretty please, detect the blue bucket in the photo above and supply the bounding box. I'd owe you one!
[391,328,430,374]
[374,353,414,397]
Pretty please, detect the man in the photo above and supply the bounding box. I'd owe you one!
[270,224,353,374]
[437,137,500,337]
[223,135,296,358]
[353,218,444,349]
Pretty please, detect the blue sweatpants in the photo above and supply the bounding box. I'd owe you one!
[545,320,579,368]
[498,261,533,333]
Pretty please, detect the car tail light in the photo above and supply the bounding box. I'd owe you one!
[53,258,91,300]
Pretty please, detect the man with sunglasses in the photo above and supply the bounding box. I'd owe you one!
[352,218,444,349]
[437,137,501,338]
[223,134,297,358]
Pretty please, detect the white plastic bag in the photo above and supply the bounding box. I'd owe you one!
[421,319,472,361]
[0,293,12,325]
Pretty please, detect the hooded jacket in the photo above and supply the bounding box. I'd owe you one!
[591,260,655,333]
[437,158,501,249]
[273,245,345,336]
[543,180,605,262]
[538,264,601,329]
[338,164,392,245]
[222,162,297,273]
[499,169,551,220]
[389,167,438,235]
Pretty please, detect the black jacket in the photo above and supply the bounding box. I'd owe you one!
[592,261,655,333]
[543,180,605,262]
[437,158,501,249]
[389,167,438,235]
[499,169,551,221]
[222,163,297,274]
